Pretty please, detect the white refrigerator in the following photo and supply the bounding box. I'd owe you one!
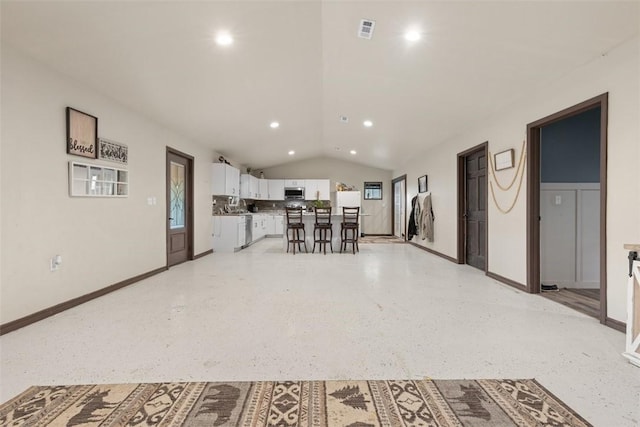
[335,191,361,208]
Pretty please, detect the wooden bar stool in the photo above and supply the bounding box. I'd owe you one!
[312,207,333,254]
[285,206,307,254]
[340,206,360,254]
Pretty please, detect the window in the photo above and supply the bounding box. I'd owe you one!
[364,182,382,200]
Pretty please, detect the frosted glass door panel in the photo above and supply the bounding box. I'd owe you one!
[170,161,186,229]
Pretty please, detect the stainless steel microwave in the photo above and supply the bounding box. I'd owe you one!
[284,187,305,200]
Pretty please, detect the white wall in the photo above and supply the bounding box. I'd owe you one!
[395,36,639,322]
[261,157,392,234]
[540,184,600,289]
[0,47,218,324]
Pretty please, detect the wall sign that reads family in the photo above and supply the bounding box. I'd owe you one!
[99,138,128,164]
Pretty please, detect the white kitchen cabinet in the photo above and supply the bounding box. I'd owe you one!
[285,179,305,187]
[305,180,318,200]
[268,179,285,200]
[266,216,275,235]
[304,179,330,200]
[273,215,284,235]
[211,163,240,196]
[317,179,330,200]
[212,215,246,252]
[258,179,268,200]
[252,214,268,241]
[240,174,260,199]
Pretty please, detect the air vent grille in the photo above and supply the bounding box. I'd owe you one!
[358,19,375,39]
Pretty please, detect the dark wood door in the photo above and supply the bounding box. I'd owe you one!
[465,148,487,270]
[167,150,193,266]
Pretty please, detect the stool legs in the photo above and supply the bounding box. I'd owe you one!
[287,227,307,254]
[312,226,333,254]
[340,226,359,254]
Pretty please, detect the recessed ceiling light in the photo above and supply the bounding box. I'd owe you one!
[270,121,279,129]
[288,150,295,155]
[215,31,233,46]
[404,30,421,42]
[363,120,373,127]
[350,150,357,155]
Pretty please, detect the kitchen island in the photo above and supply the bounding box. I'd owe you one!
[281,212,366,252]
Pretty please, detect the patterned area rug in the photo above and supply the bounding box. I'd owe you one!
[0,379,591,426]
[359,235,405,243]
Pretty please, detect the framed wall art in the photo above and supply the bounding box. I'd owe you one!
[418,175,428,193]
[66,107,98,159]
[98,138,128,164]
[494,148,514,171]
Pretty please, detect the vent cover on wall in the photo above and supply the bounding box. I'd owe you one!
[358,19,376,39]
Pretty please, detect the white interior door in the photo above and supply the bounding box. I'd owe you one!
[394,180,405,238]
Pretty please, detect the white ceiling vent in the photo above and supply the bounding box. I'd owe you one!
[358,19,375,39]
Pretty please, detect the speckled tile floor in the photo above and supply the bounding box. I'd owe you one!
[1,239,639,425]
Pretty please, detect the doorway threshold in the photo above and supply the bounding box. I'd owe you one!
[540,288,600,320]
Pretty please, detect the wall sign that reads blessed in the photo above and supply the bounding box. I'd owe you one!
[66,107,98,159]
[98,138,128,164]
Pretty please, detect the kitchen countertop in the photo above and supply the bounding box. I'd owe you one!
[213,211,369,216]
[212,212,285,216]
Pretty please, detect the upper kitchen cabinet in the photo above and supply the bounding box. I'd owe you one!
[211,163,240,196]
[240,174,259,199]
[284,179,305,187]
[258,179,269,200]
[268,179,285,200]
[305,179,330,200]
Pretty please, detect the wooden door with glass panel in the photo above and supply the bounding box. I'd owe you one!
[167,150,192,266]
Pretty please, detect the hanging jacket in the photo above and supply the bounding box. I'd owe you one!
[407,196,418,240]
[419,193,435,242]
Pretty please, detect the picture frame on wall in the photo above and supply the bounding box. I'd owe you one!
[418,175,428,193]
[66,107,97,159]
[98,138,128,164]
[494,148,514,171]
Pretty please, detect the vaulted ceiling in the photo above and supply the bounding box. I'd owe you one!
[2,1,638,171]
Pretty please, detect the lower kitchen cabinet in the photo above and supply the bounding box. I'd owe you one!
[272,215,284,236]
[212,215,248,252]
[213,214,284,253]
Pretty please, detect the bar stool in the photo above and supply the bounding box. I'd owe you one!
[340,206,360,254]
[285,206,307,254]
[312,207,333,254]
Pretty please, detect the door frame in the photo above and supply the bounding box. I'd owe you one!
[456,142,488,269]
[526,93,608,324]
[166,147,195,266]
[391,174,407,240]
